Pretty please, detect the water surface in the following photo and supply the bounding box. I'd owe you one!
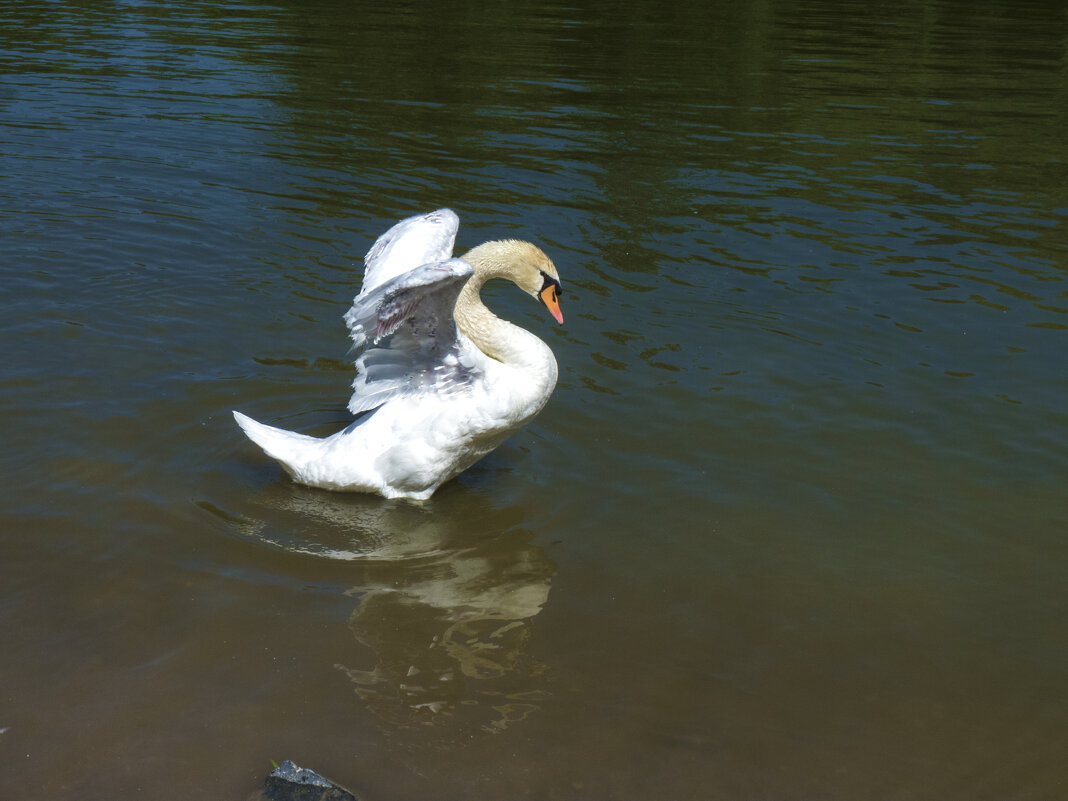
[2,1,1067,799]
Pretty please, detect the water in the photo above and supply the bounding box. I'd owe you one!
[2,1,1067,798]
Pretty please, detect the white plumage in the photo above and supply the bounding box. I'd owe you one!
[234,209,564,500]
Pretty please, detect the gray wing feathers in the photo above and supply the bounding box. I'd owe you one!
[343,258,477,415]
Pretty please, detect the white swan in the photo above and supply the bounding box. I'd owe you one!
[233,208,564,500]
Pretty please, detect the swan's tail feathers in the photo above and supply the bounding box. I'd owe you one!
[232,411,324,481]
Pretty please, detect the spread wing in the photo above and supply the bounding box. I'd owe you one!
[343,258,481,414]
[361,208,460,295]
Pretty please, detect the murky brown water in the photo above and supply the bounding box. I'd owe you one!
[3,1,1067,798]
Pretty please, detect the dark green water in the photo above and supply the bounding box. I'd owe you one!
[2,1,1067,798]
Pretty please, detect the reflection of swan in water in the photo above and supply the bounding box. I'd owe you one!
[337,536,554,733]
[201,479,556,733]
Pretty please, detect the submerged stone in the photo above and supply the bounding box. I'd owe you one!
[263,760,358,801]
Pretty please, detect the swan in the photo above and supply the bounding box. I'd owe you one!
[233,208,564,500]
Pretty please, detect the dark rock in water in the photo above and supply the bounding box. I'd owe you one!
[263,760,358,801]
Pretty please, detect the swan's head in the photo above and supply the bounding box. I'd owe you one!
[464,239,564,324]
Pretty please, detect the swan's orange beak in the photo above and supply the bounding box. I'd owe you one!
[540,283,564,324]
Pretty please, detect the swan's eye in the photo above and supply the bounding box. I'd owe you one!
[540,272,562,299]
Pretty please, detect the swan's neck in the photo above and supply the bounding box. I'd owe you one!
[454,274,551,374]
[456,274,522,362]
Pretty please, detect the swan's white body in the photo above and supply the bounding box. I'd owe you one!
[233,209,563,500]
